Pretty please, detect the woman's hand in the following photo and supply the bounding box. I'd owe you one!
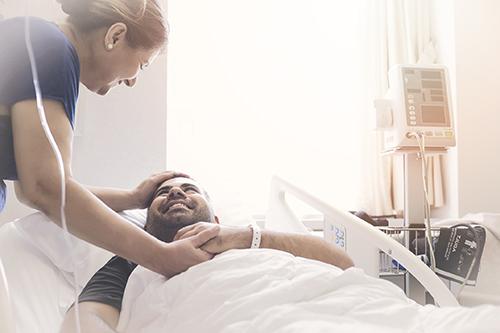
[157,223,220,277]
[130,171,189,209]
[174,222,252,255]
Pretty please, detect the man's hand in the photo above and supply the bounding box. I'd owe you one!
[174,222,252,254]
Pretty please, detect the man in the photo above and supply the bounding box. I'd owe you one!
[61,176,354,332]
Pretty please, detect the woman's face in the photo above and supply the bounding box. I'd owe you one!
[83,23,161,95]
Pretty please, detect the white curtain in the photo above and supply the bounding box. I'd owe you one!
[365,0,444,216]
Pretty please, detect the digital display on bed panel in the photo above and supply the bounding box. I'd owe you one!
[403,68,451,127]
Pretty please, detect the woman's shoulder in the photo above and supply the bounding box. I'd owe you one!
[1,17,65,39]
[0,17,80,126]
[0,17,79,67]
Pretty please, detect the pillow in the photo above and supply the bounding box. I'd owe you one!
[0,223,74,332]
[13,209,147,288]
[11,202,250,288]
[120,209,147,229]
[211,197,254,227]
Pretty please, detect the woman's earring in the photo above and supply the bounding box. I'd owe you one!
[106,43,113,50]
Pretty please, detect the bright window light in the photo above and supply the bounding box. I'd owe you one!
[167,0,372,220]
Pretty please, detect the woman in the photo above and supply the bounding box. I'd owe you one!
[0,0,218,277]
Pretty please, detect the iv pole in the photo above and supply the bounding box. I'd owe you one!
[387,146,448,305]
[403,151,429,304]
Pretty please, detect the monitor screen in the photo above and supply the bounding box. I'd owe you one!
[421,105,447,124]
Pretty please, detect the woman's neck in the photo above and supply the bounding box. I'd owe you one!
[57,22,93,86]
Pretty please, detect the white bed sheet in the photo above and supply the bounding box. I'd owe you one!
[0,223,72,333]
[118,249,500,333]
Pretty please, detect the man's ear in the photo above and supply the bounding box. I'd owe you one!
[214,216,220,224]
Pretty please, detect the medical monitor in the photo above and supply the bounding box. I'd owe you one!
[377,65,456,151]
[401,68,451,128]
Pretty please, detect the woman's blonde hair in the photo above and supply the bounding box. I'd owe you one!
[57,0,167,50]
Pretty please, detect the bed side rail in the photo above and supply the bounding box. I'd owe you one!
[265,175,459,307]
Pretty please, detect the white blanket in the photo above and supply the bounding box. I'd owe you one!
[117,249,499,333]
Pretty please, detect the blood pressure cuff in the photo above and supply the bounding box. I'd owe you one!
[78,256,137,311]
[434,225,486,285]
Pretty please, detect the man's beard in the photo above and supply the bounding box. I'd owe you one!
[145,208,213,243]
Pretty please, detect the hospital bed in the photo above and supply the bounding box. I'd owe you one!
[0,176,498,332]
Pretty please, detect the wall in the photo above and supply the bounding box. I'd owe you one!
[429,0,458,218]
[454,0,500,215]
[0,1,167,224]
[431,0,500,217]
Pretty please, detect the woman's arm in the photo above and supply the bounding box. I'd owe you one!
[86,186,136,212]
[87,170,190,212]
[13,181,32,208]
[10,99,217,277]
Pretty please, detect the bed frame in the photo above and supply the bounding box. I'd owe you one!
[265,175,459,307]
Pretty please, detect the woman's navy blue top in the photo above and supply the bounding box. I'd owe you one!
[0,17,80,211]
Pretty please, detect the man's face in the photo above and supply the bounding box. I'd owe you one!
[145,177,215,241]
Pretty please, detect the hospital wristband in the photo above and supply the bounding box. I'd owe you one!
[249,224,262,249]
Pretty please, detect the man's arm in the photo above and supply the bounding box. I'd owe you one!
[175,223,354,270]
[60,302,119,333]
[259,229,354,269]
[60,256,137,333]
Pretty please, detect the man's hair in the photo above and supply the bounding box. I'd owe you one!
[146,176,215,224]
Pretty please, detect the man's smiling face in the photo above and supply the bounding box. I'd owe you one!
[145,177,215,241]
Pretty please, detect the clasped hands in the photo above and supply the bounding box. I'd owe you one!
[174,222,253,256]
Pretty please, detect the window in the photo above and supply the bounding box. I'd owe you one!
[167,0,373,219]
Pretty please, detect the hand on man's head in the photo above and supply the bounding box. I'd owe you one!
[131,170,190,209]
